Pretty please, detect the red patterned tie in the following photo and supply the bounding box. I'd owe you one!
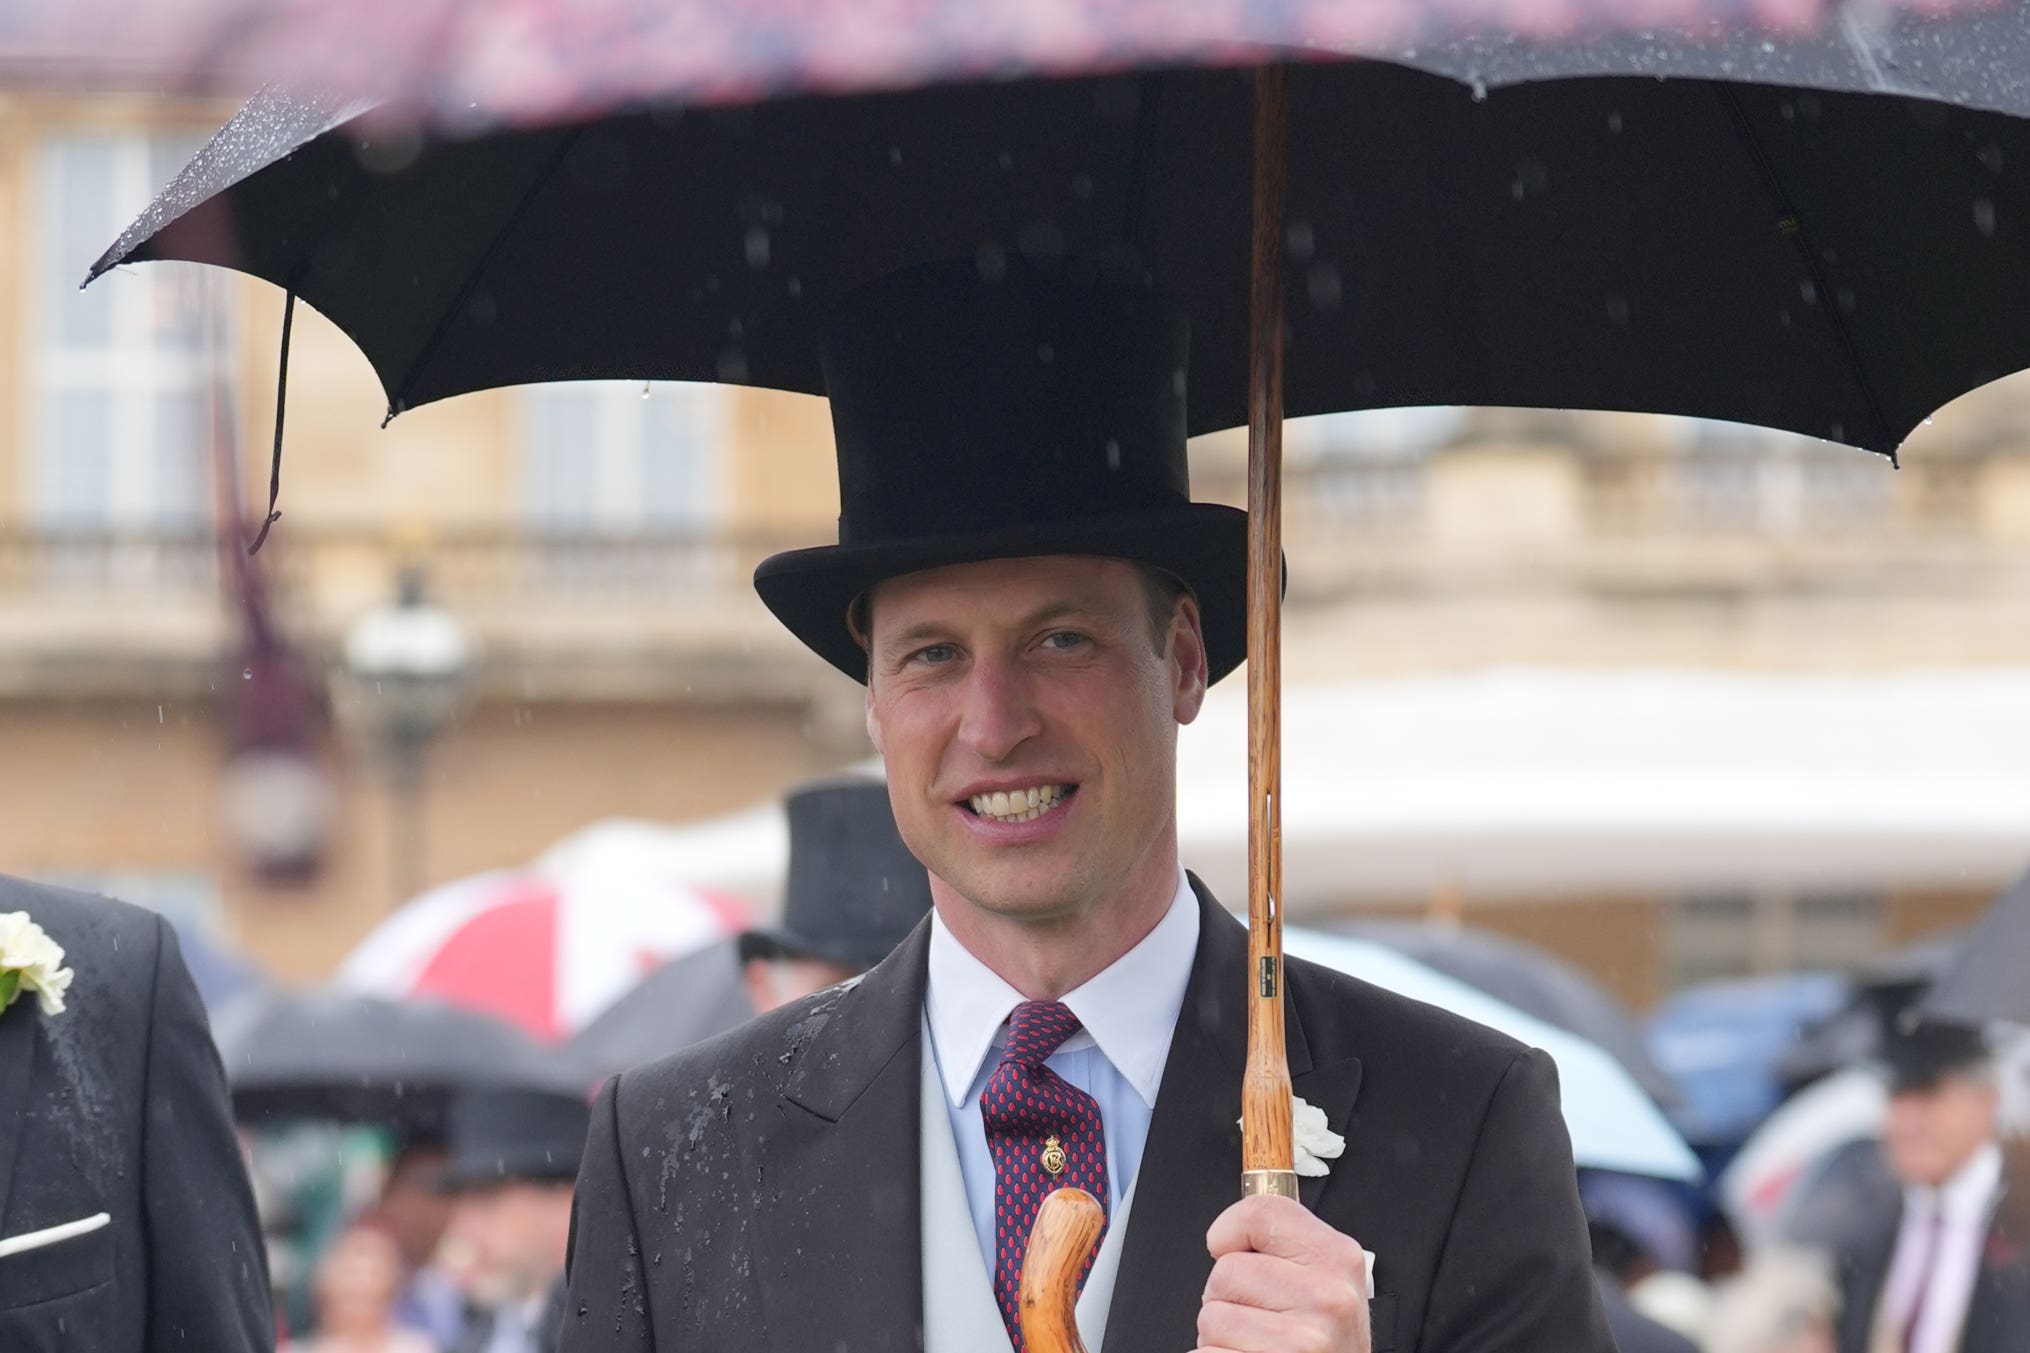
[980,1000,1110,1352]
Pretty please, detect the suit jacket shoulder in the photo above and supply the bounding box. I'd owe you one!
[0,874,272,1352]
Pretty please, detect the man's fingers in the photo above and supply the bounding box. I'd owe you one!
[1197,1299,1339,1353]
[1205,1194,1365,1272]
[1202,1251,1308,1311]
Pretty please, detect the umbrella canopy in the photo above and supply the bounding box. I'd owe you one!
[94,23,2030,458]
[15,1,2002,129]
[1333,919,1678,1107]
[1646,970,1847,1146]
[209,988,577,1132]
[562,936,757,1080]
[1285,929,1700,1181]
[335,866,749,1041]
[1716,1065,1884,1244]
[1924,867,2030,1027]
[1778,930,1966,1085]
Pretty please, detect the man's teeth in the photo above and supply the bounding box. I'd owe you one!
[968,785,1067,823]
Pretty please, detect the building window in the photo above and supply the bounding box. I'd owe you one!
[1665,889,1885,989]
[519,381,730,592]
[33,133,225,534]
[522,381,727,532]
[1658,417,1893,535]
[1288,407,1461,528]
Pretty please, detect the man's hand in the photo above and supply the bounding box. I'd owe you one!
[1197,1193,1371,1353]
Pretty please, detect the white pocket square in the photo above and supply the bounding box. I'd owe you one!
[0,1212,110,1260]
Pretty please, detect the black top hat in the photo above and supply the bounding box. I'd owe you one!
[737,775,932,973]
[753,255,1250,684]
[436,1086,592,1191]
[1864,977,1991,1092]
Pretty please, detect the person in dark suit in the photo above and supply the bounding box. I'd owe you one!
[1829,1012,2027,1353]
[559,258,1610,1352]
[734,774,936,1014]
[439,1086,591,1353]
[0,877,272,1351]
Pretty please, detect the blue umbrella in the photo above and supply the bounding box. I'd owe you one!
[1646,971,1845,1147]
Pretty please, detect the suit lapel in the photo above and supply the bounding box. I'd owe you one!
[754,922,929,1353]
[0,1003,37,1228]
[1101,881,1362,1353]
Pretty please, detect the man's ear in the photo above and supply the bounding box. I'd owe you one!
[1170,594,1208,725]
[865,681,885,753]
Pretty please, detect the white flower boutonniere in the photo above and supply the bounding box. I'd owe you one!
[1237,1094,1347,1178]
[0,912,73,1017]
[1292,1094,1346,1178]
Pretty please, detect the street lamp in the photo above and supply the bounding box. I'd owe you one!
[338,566,478,909]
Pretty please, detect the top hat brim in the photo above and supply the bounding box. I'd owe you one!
[754,503,1252,684]
[434,1151,582,1192]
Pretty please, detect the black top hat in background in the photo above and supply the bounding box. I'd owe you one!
[1863,977,1992,1093]
[436,1086,592,1191]
[737,774,933,974]
[753,254,1251,684]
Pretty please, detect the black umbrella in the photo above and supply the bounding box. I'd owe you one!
[1778,931,1965,1085]
[92,11,2030,459]
[563,937,757,1081]
[1335,921,1679,1107]
[1924,869,2030,1027]
[211,988,581,1134]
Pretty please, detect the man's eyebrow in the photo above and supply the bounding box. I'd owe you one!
[875,600,1104,654]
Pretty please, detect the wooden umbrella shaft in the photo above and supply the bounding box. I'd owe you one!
[1240,63,1296,1200]
[1017,64,1294,1353]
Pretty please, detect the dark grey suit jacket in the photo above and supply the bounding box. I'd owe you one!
[559,881,1610,1351]
[1834,1192,2030,1353]
[0,878,272,1352]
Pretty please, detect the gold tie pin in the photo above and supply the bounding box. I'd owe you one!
[1040,1136,1067,1176]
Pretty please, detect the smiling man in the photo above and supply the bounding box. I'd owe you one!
[558,257,1611,1353]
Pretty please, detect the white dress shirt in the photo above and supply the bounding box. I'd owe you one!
[1875,1141,2003,1353]
[923,870,1200,1279]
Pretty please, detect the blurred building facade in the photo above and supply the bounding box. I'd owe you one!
[2,86,2027,998]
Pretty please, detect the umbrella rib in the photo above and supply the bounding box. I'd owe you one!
[385,125,586,420]
[1711,84,1897,461]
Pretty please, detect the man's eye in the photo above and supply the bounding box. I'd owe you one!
[910,644,958,665]
[1041,632,1089,651]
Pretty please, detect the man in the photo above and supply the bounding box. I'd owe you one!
[561,257,1609,1351]
[1831,1010,2028,1353]
[381,1138,470,1348]
[736,774,937,1013]
[440,1085,590,1353]
[0,877,272,1350]
[564,775,934,1079]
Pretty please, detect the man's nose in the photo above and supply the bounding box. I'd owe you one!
[956,652,1042,762]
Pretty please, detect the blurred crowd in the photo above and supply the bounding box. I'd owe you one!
[225,775,2029,1353]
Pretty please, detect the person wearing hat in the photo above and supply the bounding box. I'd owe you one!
[1828,993,2023,1353]
[737,774,936,1014]
[559,257,1609,1352]
[439,1086,590,1353]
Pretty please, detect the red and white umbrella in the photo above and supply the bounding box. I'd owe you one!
[336,865,749,1042]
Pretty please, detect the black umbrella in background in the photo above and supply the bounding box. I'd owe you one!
[1333,920,1680,1107]
[1777,931,1966,1085]
[212,989,582,1137]
[562,937,756,1081]
[1925,870,2030,1027]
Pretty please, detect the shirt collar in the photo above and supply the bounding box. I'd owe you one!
[925,869,1200,1110]
[1907,1141,2004,1224]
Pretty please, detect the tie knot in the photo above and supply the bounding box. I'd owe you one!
[1001,1001,1082,1069]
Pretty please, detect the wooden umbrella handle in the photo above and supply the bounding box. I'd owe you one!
[1018,1188,1107,1353]
[1240,59,1297,1203]
[1018,63,1296,1351]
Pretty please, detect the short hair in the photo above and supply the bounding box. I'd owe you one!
[850,559,1192,666]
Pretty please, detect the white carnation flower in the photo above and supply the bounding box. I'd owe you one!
[1292,1093,1346,1178]
[0,911,74,1017]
